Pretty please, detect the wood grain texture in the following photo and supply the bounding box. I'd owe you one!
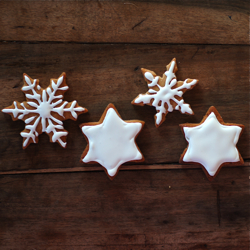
[0,167,249,249]
[0,162,249,176]
[0,43,249,172]
[0,0,249,44]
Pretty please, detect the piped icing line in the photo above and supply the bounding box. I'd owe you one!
[80,103,145,180]
[179,106,244,181]
[2,73,88,148]
[132,58,198,127]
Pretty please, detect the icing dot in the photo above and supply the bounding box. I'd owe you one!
[37,102,52,118]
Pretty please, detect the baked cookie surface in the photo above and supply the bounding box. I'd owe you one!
[180,106,244,181]
[132,58,198,127]
[80,103,144,180]
[2,73,87,148]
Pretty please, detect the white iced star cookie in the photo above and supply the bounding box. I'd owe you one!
[80,104,145,180]
[2,73,87,148]
[180,106,244,181]
[132,58,198,127]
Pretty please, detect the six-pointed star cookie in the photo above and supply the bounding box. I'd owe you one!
[132,58,198,127]
[2,73,87,148]
[179,106,244,181]
[80,103,145,180]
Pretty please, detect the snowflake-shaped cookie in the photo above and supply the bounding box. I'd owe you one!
[80,103,144,180]
[180,106,244,181]
[132,58,198,127]
[2,73,87,148]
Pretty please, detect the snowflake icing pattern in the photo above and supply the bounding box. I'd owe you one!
[132,58,198,127]
[2,73,87,148]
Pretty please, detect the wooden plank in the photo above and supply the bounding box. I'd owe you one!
[0,162,249,175]
[0,167,249,249]
[0,1,249,44]
[0,43,249,172]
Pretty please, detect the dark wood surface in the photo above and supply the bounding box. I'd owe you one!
[0,0,249,249]
[0,1,249,44]
[0,168,249,249]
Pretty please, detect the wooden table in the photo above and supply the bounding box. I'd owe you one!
[0,1,249,249]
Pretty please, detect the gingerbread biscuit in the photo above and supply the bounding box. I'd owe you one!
[132,58,198,127]
[80,103,144,180]
[179,106,244,181]
[2,73,87,148]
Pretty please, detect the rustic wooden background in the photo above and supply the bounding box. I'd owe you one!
[0,0,249,249]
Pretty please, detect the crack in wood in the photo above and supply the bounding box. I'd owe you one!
[132,18,147,30]
[0,163,248,176]
[14,26,33,30]
[217,190,221,227]
[191,47,199,59]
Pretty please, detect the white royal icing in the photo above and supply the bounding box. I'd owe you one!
[2,74,85,148]
[183,112,242,176]
[134,60,197,125]
[82,108,143,177]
